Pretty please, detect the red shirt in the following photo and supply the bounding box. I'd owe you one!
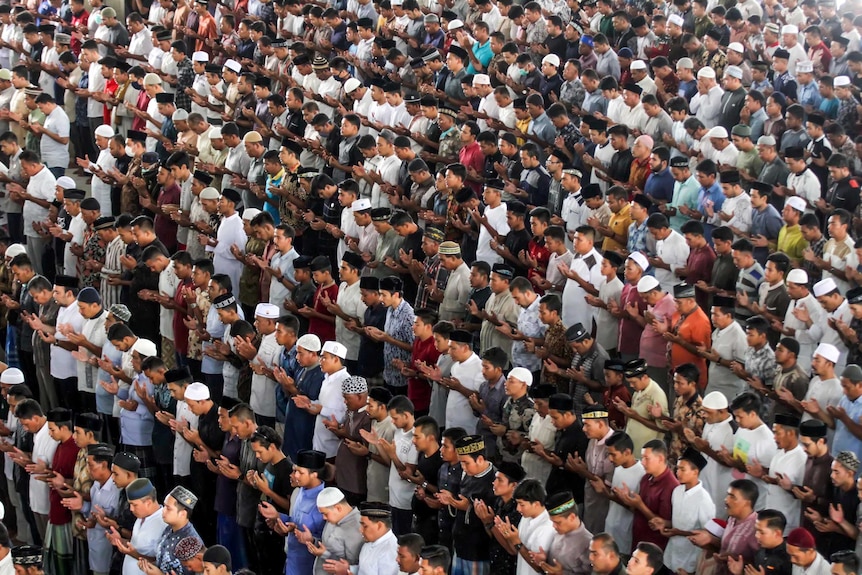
[104,78,118,125]
[132,91,150,131]
[686,244,716,310]
[408,335,440,412]
[526,238,551,294]
[173,277,194,356]
[618,283,646,355]
[155,183,181,250]
[49,438,79,525]
[632,467,679,550]
[602,383,632,430]
[459,141,485,194]
[310,283,338,343]
[196,12,219,55]
[70,10,89,56]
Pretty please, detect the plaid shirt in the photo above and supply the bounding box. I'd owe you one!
[174,57,195,111]
[802,235,826,283]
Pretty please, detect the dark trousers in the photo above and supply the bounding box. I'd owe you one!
[187,358,203,382]
[19,350,38,404]
[242,526,260,574]
[101,413,120,447]
[17,482,40,545]
[48,167,65,179]
[204,372,224,404]
[391,506,413,536]
[255,414,276,428]
[54,376,78,411]
[6,213,22,244]
[254,529,285,575]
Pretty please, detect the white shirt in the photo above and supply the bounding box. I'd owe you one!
[78,312,108,393]
[30,423,58,514]
[144,96,165,152]
[766,444,806,531]
[269,249,298,308]
[251,331,283,418]
[88,65,106,118]
[51,302,85,379]
[701,416,736,519]
[173,400,198,476]
[690,85,724,128]
[336,281,366,361]
[89,147,117,214]
[123,507,169,575]
[213,212,247,298]
[710,191,751,234]
[129,28,154,57]
[785,293,823,373]
[314,368,350,457]
[446,353,484,432]
[372,154,401,209]
[516,511,556,575]
[158,262,180,341]
[792,553,832,575]
[664,483,715,573]
[357,530,399,575]
[786,168,821,209]
[476,203,509,264]
[388,427,418,510]
[606,461,646,555]
[707,322,747,401]
[654,230,690,292]
[733,424,778,510]
[64,213,87,278]
[24,167,57,238]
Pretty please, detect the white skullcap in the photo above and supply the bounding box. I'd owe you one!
[322,340,347,359]
[702,391,729,410]
[781,24,799,35]
[676,57,694,69]
[542,54,561,68]
[0,367,24,385]
[813,277,838,296]
[143,73,161,85]
[224,59,242,73]
[786,268,809,285]
[630,59,647,70]
[242,208,261,221]
[192,51,209,62]
[472,73,491,85]
[317,487,346,508]
[508,367,534,387]
[637,275,660,293]
[131,338,157,357]
[297,334,322,353]
[5,244,25,259]
[835,75,851,87]
[627,252,649,271]
[352,198,372,211]
[94,125,115,138]
[668,14,684,26]
[448,19,464,29]
[184,382,210,401]
[344,78,361,94]
[255,303,280,319]
[723,65,742,79]
[209,127,223,139]
[200,187,220,200]
[707,126,729,139]
[727,42,744,53]
[172,108,189,122]
[757,135,777,146]
[56,176,76,190]
[814,342,840,363]
[786,196,807,213]
[697,67,716,79]
[796,60,814,74]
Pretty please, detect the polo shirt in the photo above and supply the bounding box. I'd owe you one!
[633,467,679,550]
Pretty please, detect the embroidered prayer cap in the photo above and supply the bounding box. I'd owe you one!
[74,412,102,432]
[212,293,237,310]
[454,434,485,456]
[730,124,751,138]
[492,263,515,279]
[835,75,852,87]
[371,208,391,222]
[172,109,189,122]
[342,375,368,395]
[424,226,445,243]
[843,364,862,383]
[507,367,533,387]
[786,527,816,550]
[438,107,458,120]
[242,208,261,222]
[296,334,323,355]
[814,342,840,364]
[673,282,696,299]
[680,447,708,471]
[724,65,743,79]
[312,55,330,70]
[582,404,609,420]
[192,51,209,62]
[165,367,193,384]
[174,536,204,561]
[359,501,392,518]
[624,359,648,378]
[46,407,72,423]
[0,368,24,385]
[546,491,577,516]
[168,485,199,511]
[131,338,157,357]
[796,60,814,74]
[496,461,526,483]
[784,196,807,215]
[296,449,327,472]
[254,303,280,319]
[4,244,24,260]
[438,241,461,256]
[542,54,560,68]
[836,450,860,473]
[126,478,155,500]
[12,546,42,566]
[23,86,42,97]
[223,59,242,73]
[184,382,210,401]
[702,391,728,410]
[243,130,263,144]
[109,304,131,322]
[202,545,231,570]
[322,340,348,359]
[548,393,575,412]
[155,30,173,41]
[798,419,827,439]
[696,67,715,79]
[112,452,142,473]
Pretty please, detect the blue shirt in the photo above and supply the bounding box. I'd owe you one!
[118,374,155,446]
[467,40,493,74]
[628,219,649,253]
[697,182,725,243]
[798,80,823,110]
[644,168,674,205]
[275,344,298,424]
[283,364,325,460]
[833,394,862,457]
[96,341,123,415]
[820,97,840,119]
[281,482,326,575]
[264,169,285,224]
[528,113,555,145]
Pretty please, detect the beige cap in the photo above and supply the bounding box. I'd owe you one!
[243,130,263,143]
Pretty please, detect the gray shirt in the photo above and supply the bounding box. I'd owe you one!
[314,507,364,575]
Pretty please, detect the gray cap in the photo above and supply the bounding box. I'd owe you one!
[843,364,862,383]
[676,57,694,69]
[724,65,743,79]
[757,135,777,146]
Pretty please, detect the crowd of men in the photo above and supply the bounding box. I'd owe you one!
[0,0,862,574]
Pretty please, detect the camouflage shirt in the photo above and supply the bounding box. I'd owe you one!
[498,394,536,462]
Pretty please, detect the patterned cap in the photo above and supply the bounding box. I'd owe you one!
[341,375,368,395]
[174,536,204,561]
[12,546,42,566]
[836,450,860,472]
[109,304,131,322]
[168,485,198,510]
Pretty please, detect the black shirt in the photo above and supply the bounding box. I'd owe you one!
[359,303,388,377]
[490,497,520,575]
[400,228,427,303]
[608,148,634,184]
[504,228,532,278]
[412,449,443,519]
[546,421,589,499]
[754,542,792,575]
[453,463,496,561]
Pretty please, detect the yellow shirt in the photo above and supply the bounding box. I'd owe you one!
[604,203,632,252]
[777,224,807,264]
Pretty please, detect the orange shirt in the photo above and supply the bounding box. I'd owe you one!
[670,306,712,388]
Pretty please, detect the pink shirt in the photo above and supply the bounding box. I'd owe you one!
[640,292,676,368]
